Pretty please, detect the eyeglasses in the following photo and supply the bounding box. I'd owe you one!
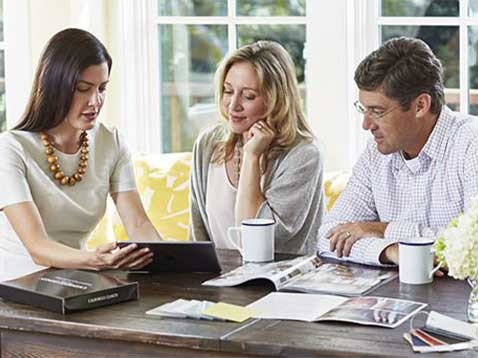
[353,100,401,121]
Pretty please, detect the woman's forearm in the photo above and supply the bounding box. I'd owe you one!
[28,238,95,269]
[235,152,265,224]
[124,217,162,242]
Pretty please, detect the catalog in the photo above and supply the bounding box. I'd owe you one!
[247,292,427,328]
[202,255,397,296]
[0,269,138,314]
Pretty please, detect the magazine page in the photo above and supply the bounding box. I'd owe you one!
[247,292,347,322]
[281,262,397,296]
[202,255,320,289]
[317,296,427,328]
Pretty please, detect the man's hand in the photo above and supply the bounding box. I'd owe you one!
[326,221,388,257]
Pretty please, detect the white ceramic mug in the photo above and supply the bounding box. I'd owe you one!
[227,218,275,263]
[399,239,441,285]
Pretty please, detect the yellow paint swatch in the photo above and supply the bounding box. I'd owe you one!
[202,302,257,323]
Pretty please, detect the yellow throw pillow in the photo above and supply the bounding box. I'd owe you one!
[323,171,351,212]
[86,152,192,250]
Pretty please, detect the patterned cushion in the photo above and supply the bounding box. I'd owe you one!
[323,171,350,212]
[86,152,192,250]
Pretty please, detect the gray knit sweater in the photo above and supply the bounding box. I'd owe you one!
[189,125,324,255]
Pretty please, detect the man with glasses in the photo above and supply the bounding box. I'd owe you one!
[318,37,478,266]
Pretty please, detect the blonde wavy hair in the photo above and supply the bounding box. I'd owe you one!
[211,40,314,168]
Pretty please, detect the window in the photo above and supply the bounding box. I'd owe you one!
[0,0,5,132]
[156,0,307,152]
[377,0,478,114]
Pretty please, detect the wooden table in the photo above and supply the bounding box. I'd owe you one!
[0,250,475,357]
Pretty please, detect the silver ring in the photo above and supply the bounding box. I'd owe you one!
[344,231,351,238]
[256,122,263,129]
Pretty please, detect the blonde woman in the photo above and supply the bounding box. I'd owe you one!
[189,41,324,254]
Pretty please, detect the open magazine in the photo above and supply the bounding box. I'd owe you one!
[248,292,426,328]
[202,255,397,296]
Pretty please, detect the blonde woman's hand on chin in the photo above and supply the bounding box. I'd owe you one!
[243,120,275,157]
[87,242,154,271]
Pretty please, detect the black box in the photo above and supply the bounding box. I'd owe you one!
[0,269,139,314]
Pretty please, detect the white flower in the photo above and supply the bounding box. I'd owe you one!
[434,197,478,280]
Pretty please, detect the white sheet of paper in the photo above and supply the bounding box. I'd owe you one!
[247,292,347,322]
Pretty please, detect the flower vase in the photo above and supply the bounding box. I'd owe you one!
[467,279,478,323]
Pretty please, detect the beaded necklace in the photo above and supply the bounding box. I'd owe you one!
[40,131,89,186]
[233,139,243,187]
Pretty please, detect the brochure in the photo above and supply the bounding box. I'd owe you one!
[202,255,397,296]
[403,328,478,353]
[146,299,220,320]
[146,299,256,322]
[247,292,426,328]
[403,311,478,353]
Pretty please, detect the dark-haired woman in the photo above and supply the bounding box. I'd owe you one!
[0,28,159,281]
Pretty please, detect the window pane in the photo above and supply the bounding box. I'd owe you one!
[238,25,306,105]
[381,25,459,111]
[158,0,227,16]
[0,50,5,132]
[470,0,478,16]
[469,27,478,114]
[159,25,227,152]
[237,0,306,16]
[381,0,459,17]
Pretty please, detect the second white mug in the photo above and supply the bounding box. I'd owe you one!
[227,218,275,263]
[399,239,441,285]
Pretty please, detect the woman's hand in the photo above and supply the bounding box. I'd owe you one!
[87,242,153,271]
[243,120,275,157]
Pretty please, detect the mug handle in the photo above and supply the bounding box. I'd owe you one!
[428,262,442,278]
[429,245,443,278]
[227,227,243,256]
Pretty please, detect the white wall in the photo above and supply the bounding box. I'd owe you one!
[307,1,352,172]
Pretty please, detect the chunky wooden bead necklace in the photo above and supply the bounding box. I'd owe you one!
[40,131,89,186]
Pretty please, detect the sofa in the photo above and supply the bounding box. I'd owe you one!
[86,153,350,249]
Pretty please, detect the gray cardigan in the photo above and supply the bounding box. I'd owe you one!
[189,125,324,255]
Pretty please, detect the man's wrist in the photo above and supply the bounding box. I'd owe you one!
[379,243,398,264]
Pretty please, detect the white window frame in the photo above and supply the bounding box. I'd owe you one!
[151,0,356,171]
[124,0,391,171]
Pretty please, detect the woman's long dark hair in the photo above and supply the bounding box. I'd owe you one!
[14,28,112,131]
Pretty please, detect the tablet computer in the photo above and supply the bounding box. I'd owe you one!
[117,241,222,273]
